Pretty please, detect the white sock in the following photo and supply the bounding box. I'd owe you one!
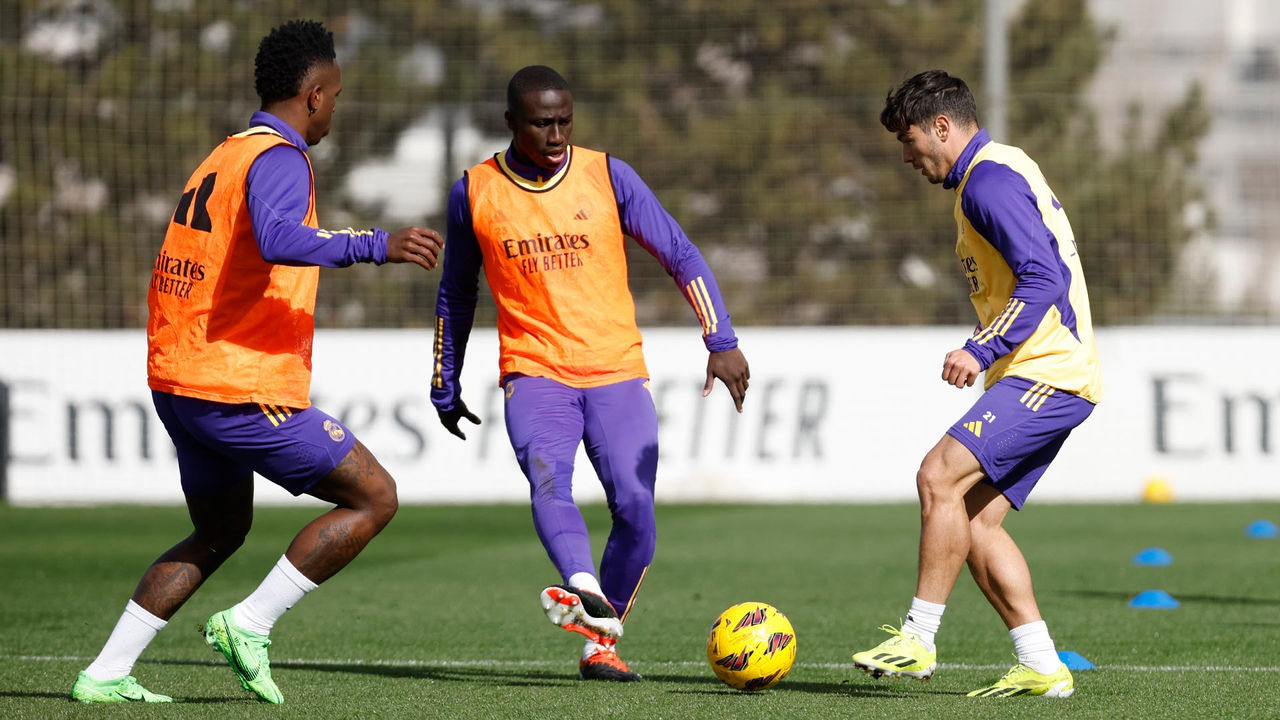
[582,637,614,660]
[232,555,318,636]
[1010,620,1060,674]
[901,596,945,650]
[83,600,167,681]
[568,572,604,598]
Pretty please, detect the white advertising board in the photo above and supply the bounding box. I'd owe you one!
[0,327,1275,505]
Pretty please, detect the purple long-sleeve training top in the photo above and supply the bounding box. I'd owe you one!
[431,144,739,412]
[244,111,388,267]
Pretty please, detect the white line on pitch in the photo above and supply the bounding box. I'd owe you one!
[10,655,1280,673]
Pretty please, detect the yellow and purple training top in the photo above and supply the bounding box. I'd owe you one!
[946,130,1102,404]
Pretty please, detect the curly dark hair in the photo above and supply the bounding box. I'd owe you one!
[254,19,336,106]
[881,70,979,135]
[506,65,571,116]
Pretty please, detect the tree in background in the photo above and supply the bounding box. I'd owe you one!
[0,0,1209,329]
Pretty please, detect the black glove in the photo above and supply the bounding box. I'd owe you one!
[438,400,481,440]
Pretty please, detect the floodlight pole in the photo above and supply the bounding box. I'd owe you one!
[984,0,1009,142]
[0,381,8,503]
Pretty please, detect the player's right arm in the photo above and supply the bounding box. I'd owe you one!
[247,146,441,269]
[431,175,483,439]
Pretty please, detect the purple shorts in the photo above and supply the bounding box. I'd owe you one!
[946,376,1095,510]
[151,390,357,498]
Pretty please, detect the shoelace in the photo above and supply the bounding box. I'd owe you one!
[115,676,152,699]
[1002,663,1035,680]
[876,624,917,646]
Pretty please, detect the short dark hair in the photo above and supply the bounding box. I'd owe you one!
[506,65,571,116]
[880,70,979,134]
[254,19,336,106]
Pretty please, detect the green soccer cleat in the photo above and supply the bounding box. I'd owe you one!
[967,662,1075,698]
[70,671,173,703]
[203,609,284,704]
[851,624,937,680]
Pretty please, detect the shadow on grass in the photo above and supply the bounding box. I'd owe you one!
[0,689,253,705]
[137,658,959,697]
[651,674,964,698]
[0,691,68,700]
[146,657,582,688]
[1062,589,1280,606]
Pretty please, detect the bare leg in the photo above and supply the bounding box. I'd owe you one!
[964,483,1043,629]
[284,440,398,584]
[914,434,987,604]
[129,474,254,620]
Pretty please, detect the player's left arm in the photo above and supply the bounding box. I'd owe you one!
[610,156,749,411]
[958,162,1069,370]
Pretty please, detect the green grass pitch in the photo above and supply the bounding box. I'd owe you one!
[2,501,1278,719]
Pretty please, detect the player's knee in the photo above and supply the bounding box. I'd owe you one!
[915,462,947,502]
[610,489,655,526]
[531,472,565,501]
[367,475,399,528]
[193,524,249,556]
[916,452,967,502]
[968,505,1005,536]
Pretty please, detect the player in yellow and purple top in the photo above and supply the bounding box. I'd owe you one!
[431,65,750,682]
[850,70,1101,699]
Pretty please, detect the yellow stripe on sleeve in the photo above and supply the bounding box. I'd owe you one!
[995,300,1025,335]
[432,316,445,389]
[694,277,719,335]
[684,282,709,332]
[972,300,1012,345]
[315,227,376,240]
[974,298,1025,345]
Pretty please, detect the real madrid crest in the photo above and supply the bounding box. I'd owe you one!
[323,419,346,442]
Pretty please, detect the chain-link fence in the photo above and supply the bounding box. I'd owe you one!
[0,0,1274,330]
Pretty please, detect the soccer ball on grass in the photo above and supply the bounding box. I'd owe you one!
[705,602,797,691]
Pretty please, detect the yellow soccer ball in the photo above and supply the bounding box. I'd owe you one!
[706,602,797,691]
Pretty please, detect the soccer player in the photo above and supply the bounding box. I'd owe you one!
[70,20,443,704]
[850,70,1102,698]
[430,65,750,682]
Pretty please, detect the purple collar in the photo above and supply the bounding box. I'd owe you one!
[501,142,568,181]
[249,111,309,152]
[943,129,991,190]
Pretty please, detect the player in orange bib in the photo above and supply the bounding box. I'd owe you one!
[71,20,442,705]
[431,66,750,681]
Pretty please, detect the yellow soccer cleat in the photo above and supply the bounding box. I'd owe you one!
[967,662,1075,698]
[851,625,937,680]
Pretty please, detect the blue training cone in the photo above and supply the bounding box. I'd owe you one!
[1246,520,1278,539]
[1057,650,1096,670]
[1132,547,1173,566]
[1129,589,1180,609]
